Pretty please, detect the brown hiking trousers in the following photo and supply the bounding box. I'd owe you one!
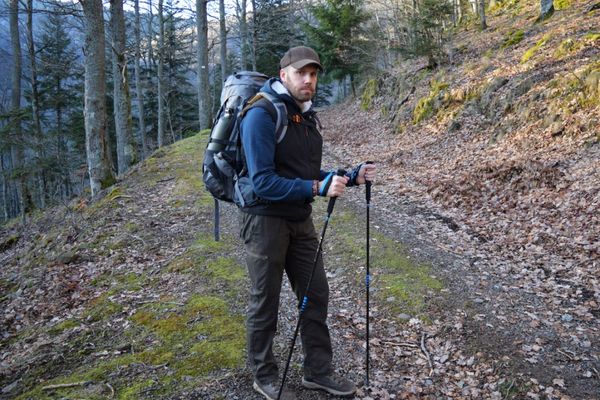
[240,212,333,384]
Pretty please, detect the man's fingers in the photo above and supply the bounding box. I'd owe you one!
[329,176,347,197]
[361,164,377,183]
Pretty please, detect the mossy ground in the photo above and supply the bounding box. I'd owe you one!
[6,130,448,398]
[6,132,248,400]
[314,203,445,322]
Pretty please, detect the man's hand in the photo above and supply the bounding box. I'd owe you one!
[356,163,377,185]
[321,175,348,197]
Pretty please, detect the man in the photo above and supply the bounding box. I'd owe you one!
[238,46,377,400]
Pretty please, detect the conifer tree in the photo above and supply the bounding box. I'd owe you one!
[304,0,372,95]
[253,0,300,75]
[37,5,84,201]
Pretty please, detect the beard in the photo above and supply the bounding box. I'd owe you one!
[285,84,315,103]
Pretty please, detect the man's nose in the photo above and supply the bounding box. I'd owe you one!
[303,74,315,84]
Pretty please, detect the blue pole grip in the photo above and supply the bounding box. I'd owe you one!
[300,296,308,312]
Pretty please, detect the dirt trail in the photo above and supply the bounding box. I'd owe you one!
[1,119,597,399]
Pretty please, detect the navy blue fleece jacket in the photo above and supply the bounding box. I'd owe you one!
[240,79,328,203]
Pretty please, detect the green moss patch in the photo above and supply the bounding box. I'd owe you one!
[554,0,571,10]
[360,231,444,320]
[131,295,245,379]
[322,207,445,322]
[502,29,525,48]
[547,61,600,116]
[412,79,472,124]
[207,257,246,283]
[413,79,448,124]
[522,34,551,63]
[554,33,600,59]
[361,79,379,110]
[48,319,80,336]
[83,293,124,322]
[17,295,245,399]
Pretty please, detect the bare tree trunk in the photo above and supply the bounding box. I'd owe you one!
[539,0,554,21]
[26,0,46,208]
[1,154,8,221]
[147,0,154,70]
[451,0,457,26]
[146,0,155,148]
[219,0,227,80]
[251,0,257,71]
[81,0,115,196]
[10,0,32,221]
[479,0,487,30]
[196,0,210,129]
[157,0,165,146]
[134,0,147,158]
[56,104,71,200]
[110,0,137,174]
[239,0,248,70]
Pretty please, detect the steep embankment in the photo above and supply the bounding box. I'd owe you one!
[320,0,599,398]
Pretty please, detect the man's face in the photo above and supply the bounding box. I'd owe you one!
[280,65,319,103]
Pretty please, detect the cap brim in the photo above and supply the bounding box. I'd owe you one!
[290,59,323,71]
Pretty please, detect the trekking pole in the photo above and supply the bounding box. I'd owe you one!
[214,199,220,241]
[364,161,373,387]
[278,169,346,400]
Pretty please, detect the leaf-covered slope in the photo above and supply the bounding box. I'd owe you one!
[319,1,599,397]
[0,134,251,399]
[327,0,599,279]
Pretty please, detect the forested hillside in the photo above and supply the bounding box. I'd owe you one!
[1,0,599,399]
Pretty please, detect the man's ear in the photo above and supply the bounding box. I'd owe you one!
[279,68,286,82]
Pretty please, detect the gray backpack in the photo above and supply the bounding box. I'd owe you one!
[202,71,288,239]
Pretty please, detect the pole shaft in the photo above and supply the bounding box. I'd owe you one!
[366,180,371,386]
[278,169,346,399]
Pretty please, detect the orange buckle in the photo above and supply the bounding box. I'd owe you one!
[291,114,302,123]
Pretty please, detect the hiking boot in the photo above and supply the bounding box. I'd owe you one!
[253,380,296,400]
[302,374,356,396]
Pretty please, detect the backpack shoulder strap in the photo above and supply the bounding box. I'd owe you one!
[242,92,289,144]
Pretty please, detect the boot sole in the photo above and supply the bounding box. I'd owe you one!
[301,378,356,396]
[253,381,296,400]
[252,381,276,400]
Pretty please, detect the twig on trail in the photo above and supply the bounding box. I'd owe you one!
[420,333,434,375]
[398,86,416,108]
[593,367,600,380]
[127,233,147,247]
[136,300,185,306]
[157,177,176,183]
[42,381,90,391]
[110,195,133,201]
[382,340,419,348]
[105,383,115,398]
[557,348,575,360]
[503,379,515,400]
[210,372,235,385]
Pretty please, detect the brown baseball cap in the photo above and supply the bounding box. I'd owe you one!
[279,46,323,71]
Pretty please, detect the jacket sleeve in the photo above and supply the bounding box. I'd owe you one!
[241,106,313,202]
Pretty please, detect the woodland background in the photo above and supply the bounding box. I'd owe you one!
[0,0,565,221]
